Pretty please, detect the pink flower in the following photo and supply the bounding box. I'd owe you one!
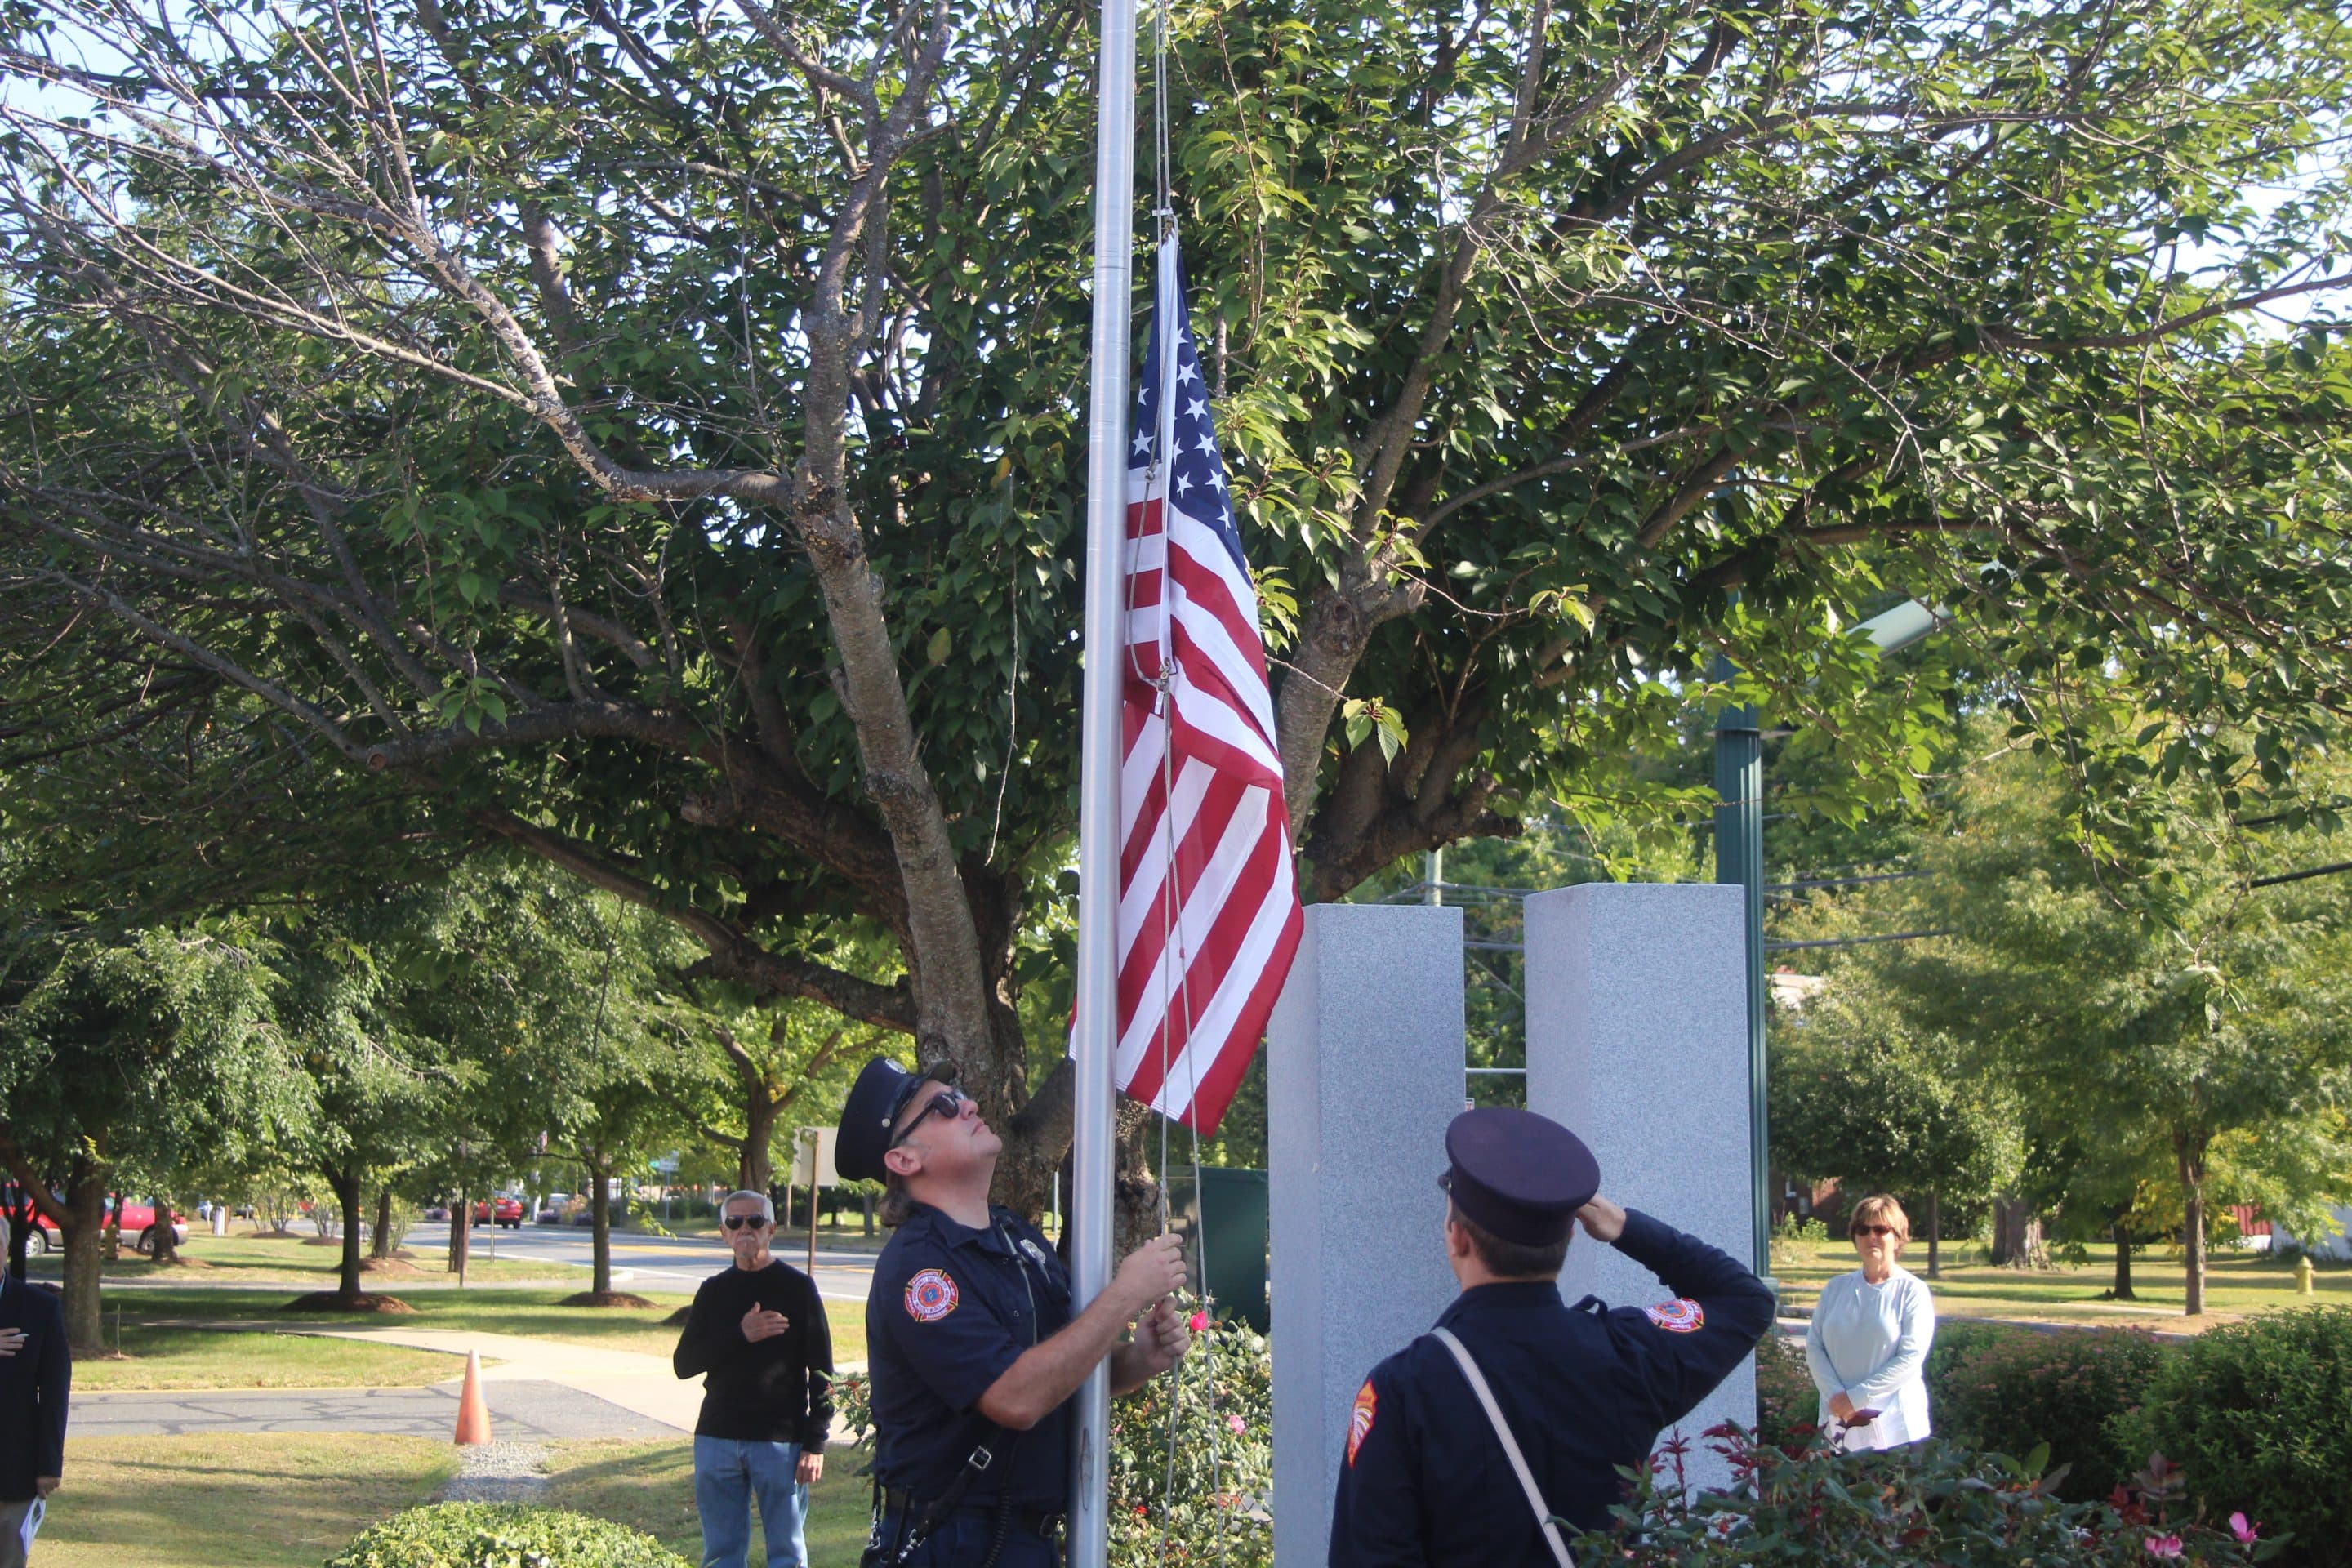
[1188,1310,1210,1334]
[2145,1535,2185,1559]
[1227,1414,1246,1433]
[2230,1513,2260,1545]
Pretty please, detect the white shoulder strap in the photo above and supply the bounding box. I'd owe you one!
[1429,1327,1578,1568]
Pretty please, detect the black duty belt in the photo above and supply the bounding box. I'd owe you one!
[882,1486,1065,1539]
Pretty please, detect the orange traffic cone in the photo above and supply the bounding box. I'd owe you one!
[453,1349,492,1446]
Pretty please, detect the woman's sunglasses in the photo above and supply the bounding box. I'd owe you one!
[890,1087,971,1148]
[723,1213,769,1231]
[1852,1224,1898,1238]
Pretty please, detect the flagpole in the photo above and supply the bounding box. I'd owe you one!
[1071,0,1138,1554]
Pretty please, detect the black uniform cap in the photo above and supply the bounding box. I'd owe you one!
[835,1055,958,1185]
[1442,1107,1601,1247]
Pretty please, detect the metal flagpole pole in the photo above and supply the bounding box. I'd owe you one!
[1071,0,1138,1553]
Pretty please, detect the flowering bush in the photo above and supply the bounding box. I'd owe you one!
[1107,1307,1272,1568]
[1568,1425,2288,1568]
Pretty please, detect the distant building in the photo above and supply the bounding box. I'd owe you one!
[2276,1205,2352,1261]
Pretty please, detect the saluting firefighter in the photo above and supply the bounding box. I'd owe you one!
[835,1056,1192,1567]
[1330,1107,1775,1567]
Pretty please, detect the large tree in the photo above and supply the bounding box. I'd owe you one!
[3,0,2350,1215]
[1826,746,2352,1315]
[0,921,290,1349]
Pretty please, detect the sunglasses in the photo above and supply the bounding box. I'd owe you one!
[1852,1224,1899,1238]
[723,1214,770,1232]
[890,1086,971,1148]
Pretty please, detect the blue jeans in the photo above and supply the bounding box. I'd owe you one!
[693,1436,809,1568]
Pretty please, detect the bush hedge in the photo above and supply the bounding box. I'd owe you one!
[2123,1307,2352,1568]
[1751,1334,1815,1452]
[1931,1325,2167,1501]
[1579,1428,2276,1568]
[323,1503,689,1568]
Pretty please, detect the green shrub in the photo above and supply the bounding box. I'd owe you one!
[2126,1306,2352,1567]
[323,1503,690,1568]
[1579,1430,2283,1568]
[1921,1316,2026,1402]
[1751,1334,1816,1453]
[1931,1325,2166,1501]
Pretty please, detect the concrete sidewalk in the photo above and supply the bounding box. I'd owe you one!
[288,1325,709,1433]
[71,1379,671,1440]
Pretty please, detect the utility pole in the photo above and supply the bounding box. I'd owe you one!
[1715,599,1945,1278]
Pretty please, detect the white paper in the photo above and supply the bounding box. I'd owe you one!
[18,1496,42,1552]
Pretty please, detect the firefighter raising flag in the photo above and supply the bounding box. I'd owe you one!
[1109,234,1303,1137]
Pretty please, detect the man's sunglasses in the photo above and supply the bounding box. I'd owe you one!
[890,1086,971,1147]
[723,1213,770,1232]
[1852,1224,1899,1238]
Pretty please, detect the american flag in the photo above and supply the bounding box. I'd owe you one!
[1110,235,1303,1137]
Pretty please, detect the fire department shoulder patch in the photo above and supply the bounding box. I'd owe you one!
[1346,1379,1378,1466]
[905,1268,960,1322]
[1643,1298,1704,1333]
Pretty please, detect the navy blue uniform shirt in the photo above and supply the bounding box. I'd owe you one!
[1330,1209,1775,1566]
[0,1274,69,1502]
[869,1201,1073,1512]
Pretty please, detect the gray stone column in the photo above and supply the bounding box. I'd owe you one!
[1524,881,1760,1496]
[1267,903,1464,1566]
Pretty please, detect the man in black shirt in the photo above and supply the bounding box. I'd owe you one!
[673,1189,834,1568]
[0,1214,69,1568]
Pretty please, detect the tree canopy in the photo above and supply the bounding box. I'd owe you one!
[2,0,2350,1208]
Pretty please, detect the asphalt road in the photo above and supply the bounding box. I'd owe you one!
[399,1222,882,1304]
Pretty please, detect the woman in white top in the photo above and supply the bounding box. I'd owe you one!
[1803,1193,1936,1451]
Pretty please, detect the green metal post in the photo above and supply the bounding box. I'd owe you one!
[1711,655,1771,1278]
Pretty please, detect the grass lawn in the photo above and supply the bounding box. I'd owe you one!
[544,1438,871,1563]
[38,1433,455,1568]
[70,1325,478,1392]
[82,1287,867,1388]
[36,1432,866,1568]
[24,1229,577,1285]
[1771,1235,2352,1328]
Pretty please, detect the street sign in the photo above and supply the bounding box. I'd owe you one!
[793,1127,839,1188]
[650,1155,679,1174]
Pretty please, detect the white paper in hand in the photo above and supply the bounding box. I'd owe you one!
[18,1496,42,1552]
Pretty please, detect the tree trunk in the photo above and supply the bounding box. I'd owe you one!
[1924,1191,1942,1279]
[2112,1218,2136,1300]
[145,1193,180,1264]
[740,1084,780,1195]
[60,1170,107,1356]
[862,1191,875,1237]
[448,1187,470,1281]
[3,1187,28,1282]
[2178,1138,2208,1317]
[370,1187,396,1260]
[1989,1195,2048,1269]
[332,1167,365,1300]
[587,1160,613,1296]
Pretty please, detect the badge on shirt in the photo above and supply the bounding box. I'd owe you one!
[1643,1298,1705,1333]
[905,1268,960,1322]
[1346,1379,1377,1466]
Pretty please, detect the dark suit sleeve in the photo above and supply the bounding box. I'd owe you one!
[799,1270,834,1452]
[36,1294,69,1478]
[1606,1209,1777,1428]
[1326,1362,1428,1568]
